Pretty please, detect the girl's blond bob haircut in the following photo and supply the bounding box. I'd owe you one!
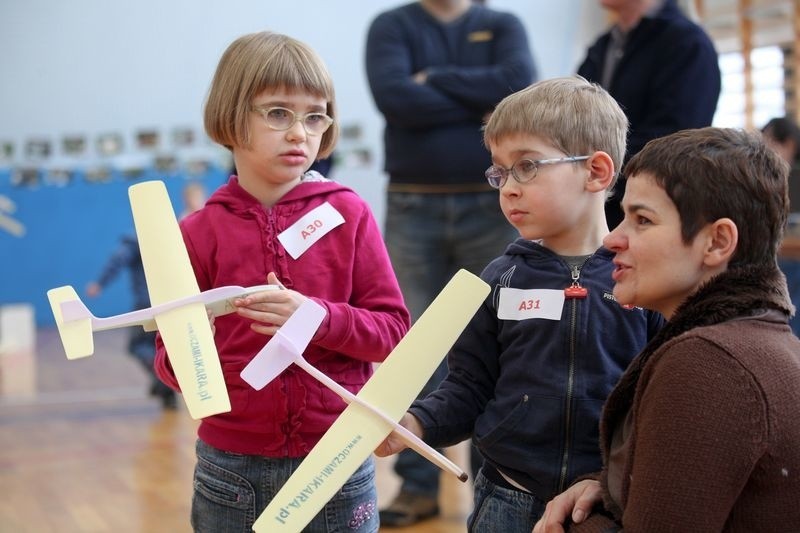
[483,76,628,187]
[204,31,338,159]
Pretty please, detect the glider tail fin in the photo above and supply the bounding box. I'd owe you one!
[47,286,95,359]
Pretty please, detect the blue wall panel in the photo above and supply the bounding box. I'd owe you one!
[0,167,227,325]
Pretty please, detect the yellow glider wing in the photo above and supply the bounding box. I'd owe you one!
[252,269,489,531]
[128,181,230,419]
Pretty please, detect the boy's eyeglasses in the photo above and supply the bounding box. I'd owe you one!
[252,106,333,136]
[485,156,591,189]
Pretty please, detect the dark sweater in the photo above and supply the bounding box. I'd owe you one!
[95,235,149,310]
[578,0,721,159]
[366,2,535,185]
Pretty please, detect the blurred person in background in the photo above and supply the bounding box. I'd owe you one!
[578,0,720,229]
[763,116,800,337]
[366,0,536,526]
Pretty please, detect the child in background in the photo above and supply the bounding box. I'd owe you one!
[86,235,177,409]
[179,180,207,219]
[376,77,663,531]
[154,31,410,533]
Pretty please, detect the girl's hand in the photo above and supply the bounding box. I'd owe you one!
[233,272,307,336]
[532,479,602,533]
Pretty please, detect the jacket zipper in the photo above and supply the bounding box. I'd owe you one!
[558,261,588,492]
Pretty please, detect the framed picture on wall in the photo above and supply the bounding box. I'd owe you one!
[116,153,149,181]
[11,166,40,188]
[172,127,195,147]
[0,142,13,166]
[340,123,363,141]
[136,129,160,150]
[96,133,123,156]
[154,154,177,173]
[25,139,51,160]
[84,165,112,184]
[185,157,211,176]
[122,167,145,180]
[45,167,74,187]
[62,135,87,156]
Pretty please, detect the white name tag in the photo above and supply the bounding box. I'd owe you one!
[278,202,345,259]
[497,288,565,321]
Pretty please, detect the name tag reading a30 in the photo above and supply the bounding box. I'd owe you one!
[278,202,345,259]
[497,288,565,321]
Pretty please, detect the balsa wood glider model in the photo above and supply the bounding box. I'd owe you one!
[241,269,490,532]
[49,283,274,358]
[47,180,274,419]
[241,298,466,482]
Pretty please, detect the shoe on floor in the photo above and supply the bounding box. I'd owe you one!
[160,390,178,410]
[379,492,439,527]
[149,380,178,410]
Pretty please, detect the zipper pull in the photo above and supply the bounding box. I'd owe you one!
[564,265,588,299]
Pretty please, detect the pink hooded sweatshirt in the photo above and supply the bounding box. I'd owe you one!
[155,175,410,456]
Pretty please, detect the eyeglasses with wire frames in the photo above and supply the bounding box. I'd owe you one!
[485,156,591,189]
[251,105,333,135]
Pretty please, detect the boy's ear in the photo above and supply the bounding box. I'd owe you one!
[585,151,615,193]
[702,217,738,268]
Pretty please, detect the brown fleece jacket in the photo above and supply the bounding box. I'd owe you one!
[568,265,800,533]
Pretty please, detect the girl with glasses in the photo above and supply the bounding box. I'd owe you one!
[153,31,410,533]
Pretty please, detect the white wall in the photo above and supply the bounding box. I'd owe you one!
[0,0,606,223]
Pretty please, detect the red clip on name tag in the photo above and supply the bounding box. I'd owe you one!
[564,286,588,299]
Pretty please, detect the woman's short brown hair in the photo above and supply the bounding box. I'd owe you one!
[204,32,338,159]
[625,127,789,267]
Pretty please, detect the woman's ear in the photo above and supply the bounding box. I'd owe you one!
[585,151,615,193]
[703,218,738,268]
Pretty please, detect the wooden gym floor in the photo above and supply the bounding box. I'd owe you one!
[0,327,472,533]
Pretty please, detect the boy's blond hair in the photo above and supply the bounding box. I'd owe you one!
[204,31,338,158]
[484,76,628,187]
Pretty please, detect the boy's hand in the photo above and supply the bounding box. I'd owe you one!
[532,479,602,533]
[233,272,307,336]
[375,413,423,457]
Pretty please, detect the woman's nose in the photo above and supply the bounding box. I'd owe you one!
[603,224,626,251]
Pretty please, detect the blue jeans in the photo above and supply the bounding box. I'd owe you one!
[384,191,517,496]
[468,469,545,532]
[780,258,800,337]
[191,439,378,532]
[128,328,155,368]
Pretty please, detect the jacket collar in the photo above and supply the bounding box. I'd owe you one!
[207,176,348,216]
[603,264,793,440]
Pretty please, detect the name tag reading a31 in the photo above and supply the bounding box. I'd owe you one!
[278,202,345,259]
[497,288,565,321]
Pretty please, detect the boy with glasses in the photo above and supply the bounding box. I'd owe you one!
[376,76,663,531]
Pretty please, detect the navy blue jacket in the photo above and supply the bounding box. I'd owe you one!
[578,0,720,159]
[95,235,149,310]
[365,2,535,184]
[409,240,664,502]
